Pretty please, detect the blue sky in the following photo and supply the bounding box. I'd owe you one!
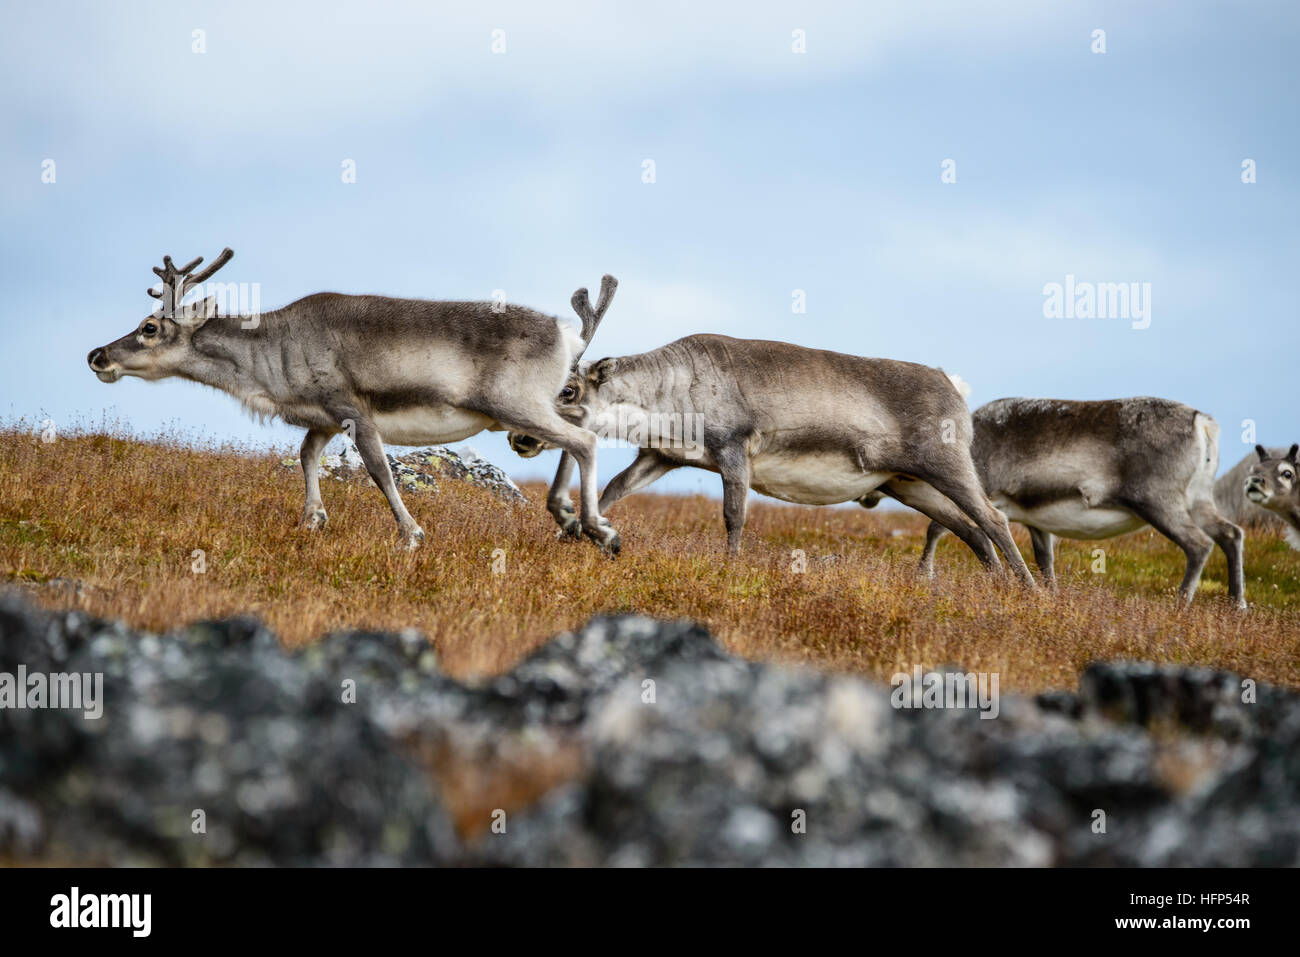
[2,0,1296,499]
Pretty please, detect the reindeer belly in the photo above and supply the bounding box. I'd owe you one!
[374,406,496,445]
[750,452,892,506]
[994,496,1146,540]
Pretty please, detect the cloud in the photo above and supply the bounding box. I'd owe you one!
[2,0,1059,142]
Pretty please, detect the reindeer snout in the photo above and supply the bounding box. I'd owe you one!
[88,347,122,382]
[508,433,545,458]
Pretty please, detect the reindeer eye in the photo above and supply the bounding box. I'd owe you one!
[1284,470,1294,480]
[559,386,577,401]
[142,322,159,336]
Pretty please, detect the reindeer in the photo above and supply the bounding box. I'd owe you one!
[508,334,1036,585]
[1241,444,1300,548]
[917,397,1245,607]
[1215,445,1292,532]
[87,249,622,550]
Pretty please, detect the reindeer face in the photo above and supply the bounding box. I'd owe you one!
[557,358,616,425]
[1246,443,1300,509]
[88,311,205,383]
[87,248,232,384]
[505,359,618,457]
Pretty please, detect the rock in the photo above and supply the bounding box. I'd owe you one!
[1,592,1297,866]
[0,594,455,866]
[281,443,527,504]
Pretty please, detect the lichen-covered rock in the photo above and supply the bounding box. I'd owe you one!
[280,443,526,504]
[0,596,456,866]
[1,592,1297,866]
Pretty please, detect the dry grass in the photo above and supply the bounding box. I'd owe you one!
[3,424,1299,693]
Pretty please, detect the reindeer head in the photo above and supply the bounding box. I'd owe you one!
[1245,443,1300,510]
[87,249,233,382]
[506,357,623,457]
[507,276,618,458]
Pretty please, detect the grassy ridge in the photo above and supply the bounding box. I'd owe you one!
[2,426,1298,691]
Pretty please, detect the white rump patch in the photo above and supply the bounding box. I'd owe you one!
[945,372,971,401]
[1186,412,1220,507]
[558,320,586,369]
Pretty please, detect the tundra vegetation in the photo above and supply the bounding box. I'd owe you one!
[3,423,1298,691]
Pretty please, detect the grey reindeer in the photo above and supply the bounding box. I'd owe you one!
[508,334,1036,586]
[916,397,1245,607]
[1239,444,1300,548]
[1215,445,1295,534]
[87,248,622,550]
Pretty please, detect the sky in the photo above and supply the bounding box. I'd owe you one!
[2,0,1296,501]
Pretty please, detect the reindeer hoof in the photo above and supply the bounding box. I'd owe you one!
[584,520,621,556]
[300,508,329,530]
[400,526,425,550]
[552,502,581,539]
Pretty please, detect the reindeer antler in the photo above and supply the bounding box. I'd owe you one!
[148,247,234,317]
[570,274,618,361]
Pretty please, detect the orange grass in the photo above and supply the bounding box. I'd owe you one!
[3,425,1298,693]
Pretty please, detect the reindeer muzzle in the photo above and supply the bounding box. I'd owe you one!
[87,347,120,382]
[508,432,547,458]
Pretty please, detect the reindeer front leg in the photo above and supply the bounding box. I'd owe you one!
[567,426,619,554]
[713,444,752,555]
[299,428,334,530]
[499,409,619,554]
[598,450,678,513]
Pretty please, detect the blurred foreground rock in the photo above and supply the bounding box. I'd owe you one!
[1,593,1296,866]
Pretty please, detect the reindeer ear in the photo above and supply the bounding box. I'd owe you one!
[1288,444,1299,463]
[589,357,618,386]
[1256,444,1269,462]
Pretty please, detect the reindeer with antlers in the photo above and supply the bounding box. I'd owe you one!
[88,249,622,550]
